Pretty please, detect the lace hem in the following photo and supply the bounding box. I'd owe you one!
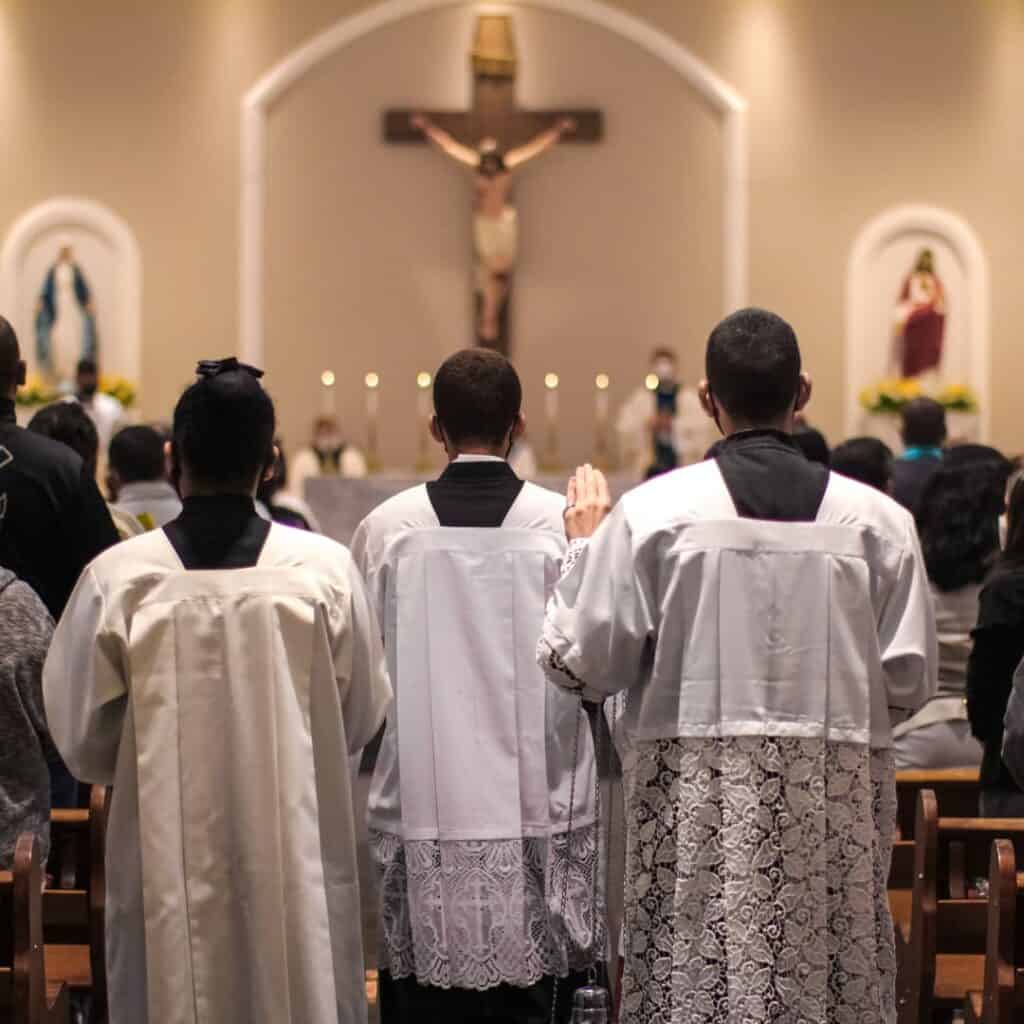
[620,736,897,1024]
[371,826,605,991]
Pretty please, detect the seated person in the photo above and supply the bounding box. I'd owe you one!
[107,425,182,529]
[895,454,1008,769]
[28,401,143,539]
[830,436,893,493]
[256,443,321,531]
[791,421,830,465]
[288,415,367,499]
[0,568,58,869]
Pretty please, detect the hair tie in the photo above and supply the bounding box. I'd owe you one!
[195,357,264,380]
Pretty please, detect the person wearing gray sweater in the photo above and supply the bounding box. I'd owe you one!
[0,568,58,868]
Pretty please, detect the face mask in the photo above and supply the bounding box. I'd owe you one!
[652,359,676,383]
[79,382,98,399]
[314,433,341,452]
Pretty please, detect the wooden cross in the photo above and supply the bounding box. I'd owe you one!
[382,14,604,355]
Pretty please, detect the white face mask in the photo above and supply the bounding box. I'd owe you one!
[652,359,677,383]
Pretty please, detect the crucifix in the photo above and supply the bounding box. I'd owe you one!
[383,14,604,356]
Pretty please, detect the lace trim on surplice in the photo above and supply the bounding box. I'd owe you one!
[619,736,897,1024]
[370,825,604,991]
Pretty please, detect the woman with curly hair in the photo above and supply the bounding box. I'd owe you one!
[968,472,1024,814]
[895,447,1010,770]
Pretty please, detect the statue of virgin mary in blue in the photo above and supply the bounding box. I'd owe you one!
[35,243,98,383]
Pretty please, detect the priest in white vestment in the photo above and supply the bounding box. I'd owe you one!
[352,349,604,1023]
[43,359,392,1024]
[540,309,937,1024]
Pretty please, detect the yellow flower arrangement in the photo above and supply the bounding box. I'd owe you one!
[99,374,137,408]
[14,374,59,407]
[859,378,978,415]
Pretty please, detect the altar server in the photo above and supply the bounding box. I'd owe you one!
[540,308,936,1024]
[44,358,392,1024]
[352,349,602,1023]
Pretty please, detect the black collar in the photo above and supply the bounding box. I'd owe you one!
[164,494,270,570]
[438,460,518,483]
[0,397,15,424]
[719,428,801,452]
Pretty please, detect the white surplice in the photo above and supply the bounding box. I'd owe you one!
[539,459,936,1024]
[352,480,602,992]
[43,524,392,1024]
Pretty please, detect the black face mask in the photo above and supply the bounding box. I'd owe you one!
[478,153,507,178]
[79,382,98,399]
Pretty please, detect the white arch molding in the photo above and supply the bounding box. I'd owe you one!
[845,204,990,441]
[239,0,749,366]
[0,197,143,383]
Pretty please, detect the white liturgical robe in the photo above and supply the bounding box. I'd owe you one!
[352,474,601,993]
[540,441,937,1024]
[43,524,392,1024]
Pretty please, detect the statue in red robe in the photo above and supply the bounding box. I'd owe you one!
[894,248,946,378]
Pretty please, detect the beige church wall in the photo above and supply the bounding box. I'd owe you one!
[0,0,1022,465]
[263,5,724,469]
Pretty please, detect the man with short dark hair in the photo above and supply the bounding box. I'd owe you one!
[44,358,392,1024]
[0,315,118,620]
[353,348,602,1023]
[832,436,895,493]
[73,357,123,453]
[540,308,936,1023]
[107,425,182,528]
[891,396,946,512]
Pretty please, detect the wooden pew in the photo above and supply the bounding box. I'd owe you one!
[0,834,70,1023]
[43,785,108,1019]
[896,768,980,839]
[963,839,1024,1024]
[898,790,1024,1023]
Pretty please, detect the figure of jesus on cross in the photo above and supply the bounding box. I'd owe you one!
[384,14,603,355]
[411,112,576,347]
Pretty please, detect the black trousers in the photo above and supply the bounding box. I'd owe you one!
[379,966,603,1024]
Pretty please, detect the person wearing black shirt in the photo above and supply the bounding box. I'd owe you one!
[0,315,118,620]
[967,475,1024,815]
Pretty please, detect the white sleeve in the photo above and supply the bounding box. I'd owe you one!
[1002,657,1024,790]
[42,567,128,785]
[538,502,655,701]
[341,447,368,479]
[334,557,392,755]
[878,516,937,713]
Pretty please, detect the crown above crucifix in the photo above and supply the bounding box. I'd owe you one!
[470,15,517,79]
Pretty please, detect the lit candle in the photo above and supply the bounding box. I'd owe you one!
[645,373,659,393]
[320,370,336,416]
[365,372,381,472]
[544,372,560,420]
[416,371,432,418]
[595,372,610,421]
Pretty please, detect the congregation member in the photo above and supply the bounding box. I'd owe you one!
[107,424,183,528]
[256,443,321,531]
[288,413,367,500]
[892,456,1007,769]
[29,400,144,539]
[539,308,936,1023]
[0,567,58,869]
[967,475,1024,816]
[0,315,119,619]
[73,357,124,453]
[891,396,946,513]
[352,349,603,1023]
[43,357,392,1024]
[831,436,894,493]
[791,421,830,465]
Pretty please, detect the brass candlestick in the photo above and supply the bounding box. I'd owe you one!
[542,372,560,472]
[415,371,433,474]
[364,372,381,473]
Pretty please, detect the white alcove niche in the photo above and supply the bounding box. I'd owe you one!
[0,197,143,386]
[845,204,990,446]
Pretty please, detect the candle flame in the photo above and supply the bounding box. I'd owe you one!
[644,373,659,391]
[320,370,336,388]
[416,372,432,389]
[365,372,380,390]
[544,373,560,390]
[595,373,610,390]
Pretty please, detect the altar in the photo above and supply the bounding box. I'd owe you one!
[306,473,636,548]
